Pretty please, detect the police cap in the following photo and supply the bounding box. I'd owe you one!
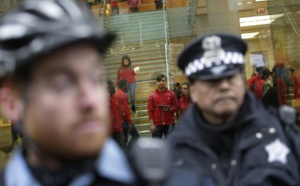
[177,33,247,81]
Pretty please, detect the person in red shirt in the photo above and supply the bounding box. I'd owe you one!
[147,74,179,138]
[127,0,140,12]
[179,82,191,117]
[116,55,138,112]
[110,0,119,15]
[294,68,300,99]
[107,80,124,148]
[247,67,264,100]
[117,79,139,149]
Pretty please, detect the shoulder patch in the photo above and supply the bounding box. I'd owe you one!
[265,138,290,164]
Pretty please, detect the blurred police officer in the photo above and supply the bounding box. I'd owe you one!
[165,34,300,186]
[0,0,138,185]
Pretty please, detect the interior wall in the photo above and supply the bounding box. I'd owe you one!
[245,38,275,80]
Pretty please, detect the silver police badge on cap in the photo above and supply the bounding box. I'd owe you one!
[202,36,226,64]
[184,35,244,76]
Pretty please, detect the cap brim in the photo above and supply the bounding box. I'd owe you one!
[189,67,242,81]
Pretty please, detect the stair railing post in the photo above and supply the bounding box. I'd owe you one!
[99,0,108,31]
[163,0,171,89]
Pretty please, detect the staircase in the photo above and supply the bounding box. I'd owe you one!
[268,0,300,106]
[103,10,169,137]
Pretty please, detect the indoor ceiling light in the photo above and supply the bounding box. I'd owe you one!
[239,14,284,27]
[241,32,260,39]
[255,0,269,2]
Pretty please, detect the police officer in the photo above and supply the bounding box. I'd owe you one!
[165,34,300,186]
[0,0,138,185]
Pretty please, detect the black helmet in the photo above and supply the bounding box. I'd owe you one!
[0,0,115,78]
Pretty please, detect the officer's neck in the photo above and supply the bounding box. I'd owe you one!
[25,143,95,170]
[202,111,237,125]
[26,144,63,170]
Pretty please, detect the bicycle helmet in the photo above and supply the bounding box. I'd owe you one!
[0,0,115,78]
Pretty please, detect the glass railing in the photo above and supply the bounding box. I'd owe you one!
[88,0,193,16]
[268,0,300,122]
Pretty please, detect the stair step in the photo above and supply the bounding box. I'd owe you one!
[106,19,164,28]
[104,64,167,74]
[104,9,168,133]
[104,55,166,64]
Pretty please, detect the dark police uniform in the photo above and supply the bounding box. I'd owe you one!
[166,93,299,186]
[164,34,300,186]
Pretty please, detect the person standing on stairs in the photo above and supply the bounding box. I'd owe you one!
[179,82,191,117]
[110,0,119,15]
[117,79,140,150]
[116,55,139,112]
[127,0,141,13]
[154,0,163,10]
[107,80,124,149]
[148,74,179,139]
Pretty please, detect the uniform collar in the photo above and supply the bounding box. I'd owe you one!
[4,138,135,186]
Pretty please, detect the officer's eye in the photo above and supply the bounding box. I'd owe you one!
[50,75,74,92]
[90,70,105,85]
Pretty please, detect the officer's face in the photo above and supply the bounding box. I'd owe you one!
[24,43,110,159]
[190,72,245,123]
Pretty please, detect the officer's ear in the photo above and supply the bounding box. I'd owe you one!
[0,80,24,123]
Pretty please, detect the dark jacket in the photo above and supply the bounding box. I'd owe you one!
[165,91,299,186]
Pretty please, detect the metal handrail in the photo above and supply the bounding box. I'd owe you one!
[186,0,192,23]
[163,0,171,89]
[99,0,107,31]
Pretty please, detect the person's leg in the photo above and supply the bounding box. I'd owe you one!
[164,124,175,137]
[155,2,159,10]
[152,125,163,139]
[122,121,129,148]
[129,82,136,111]
[159,1,163,9]
[127,122,139,149]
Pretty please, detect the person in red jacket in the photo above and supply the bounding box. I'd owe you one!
[110,0,119,15]
[148,74,179,138]
[116,55,138,112]
[117,79,140,149]
[107,80,124,148]
[179,82,191,117]
[127,0,140,12]
[247,67,264,100]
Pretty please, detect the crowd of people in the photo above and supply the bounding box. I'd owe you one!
[110,53,192,145]
[2,0,300,186]
[247,64,295,108]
